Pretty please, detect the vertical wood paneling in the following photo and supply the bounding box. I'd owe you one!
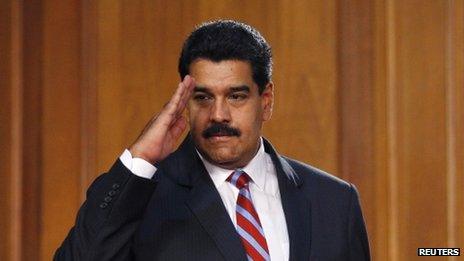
[40,0,82,260]
[0,1,23,260]
[455,0,464,253]
[372,0,390,259]
[447,0,464,255]
[96,0,123,174]
[393,1,449,259]
[446,0,457,251]
[264,0,338,174]
[9,2,23,261]
[338,1,463,260]
[81,0,98,197]
[0,2,14,260]
[337,0,383,260]
[21,1,43,260]
[385,0,400,259]
[338,0,375,183]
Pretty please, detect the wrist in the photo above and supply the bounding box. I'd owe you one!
[128,145,157,164]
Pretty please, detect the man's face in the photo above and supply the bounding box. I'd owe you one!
[187,59,273,169]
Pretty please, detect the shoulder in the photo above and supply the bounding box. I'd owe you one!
[280,155,356,200]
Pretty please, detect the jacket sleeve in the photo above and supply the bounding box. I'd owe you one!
[54,159,157,261]
[348,184,371,261]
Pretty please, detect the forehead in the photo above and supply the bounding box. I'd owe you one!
[189,59,255,90]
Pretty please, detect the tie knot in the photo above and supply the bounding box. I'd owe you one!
[227,170,251,190]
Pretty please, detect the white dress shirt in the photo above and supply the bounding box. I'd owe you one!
[120,138,290,260]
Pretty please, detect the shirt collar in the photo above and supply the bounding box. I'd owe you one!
[197,137,267,190]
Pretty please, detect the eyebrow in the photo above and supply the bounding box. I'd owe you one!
[193,85,250,93]
[193,86,211,94]
[229,85,250,93]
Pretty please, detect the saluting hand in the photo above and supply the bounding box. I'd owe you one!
[129,75,195,164]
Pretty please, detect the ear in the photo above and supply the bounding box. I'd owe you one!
[261,82,274,121]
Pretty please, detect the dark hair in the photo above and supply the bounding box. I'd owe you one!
[178,20,272,94]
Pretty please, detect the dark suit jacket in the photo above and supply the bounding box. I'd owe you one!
[55,135,370,260]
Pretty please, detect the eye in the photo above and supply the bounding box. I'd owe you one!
[229,93,247,101]
[193,94,211,101]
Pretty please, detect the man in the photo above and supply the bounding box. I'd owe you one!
[55,20,370,261]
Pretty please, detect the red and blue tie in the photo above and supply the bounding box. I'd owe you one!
[227,170,270,261]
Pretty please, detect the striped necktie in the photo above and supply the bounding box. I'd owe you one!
[227,170,270,261]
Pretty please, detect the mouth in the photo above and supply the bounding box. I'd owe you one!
[210,131,231,137]
[206,134,235,141]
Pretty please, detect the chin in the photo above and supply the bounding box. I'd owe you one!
[202,146,240,166]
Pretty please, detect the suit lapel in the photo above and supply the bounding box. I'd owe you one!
[185,175,247,261]
[263,139,312,261]
[173,135,247,261]
[172,135,312,261]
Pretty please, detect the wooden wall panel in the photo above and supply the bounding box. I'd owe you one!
[338,0,464,260]
[337,0,381,259]
[0,2,15,260]
[21,1,43,260]
[0,1,23,260]
[392,1,449,259]
[447,0,464,255]
[263,0,339,174]
[372,1,390,259]
[40,0,82,260]
[379,0,464,259]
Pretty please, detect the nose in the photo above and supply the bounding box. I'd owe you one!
[210,98,231,123]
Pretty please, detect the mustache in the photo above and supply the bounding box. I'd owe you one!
[202,123,241,138]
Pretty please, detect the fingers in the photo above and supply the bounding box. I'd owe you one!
[176,76,195,110]
[156,76,194,129]
[180,75,195,105]
[164,77,188,116]
[176,75,195,115]
[165,75,195,117]
[170,115,187,140]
